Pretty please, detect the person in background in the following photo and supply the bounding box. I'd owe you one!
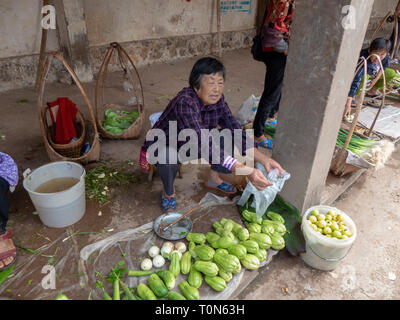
[253,0,295,150]
[140,57,285,212]
[343,38,394,117]
[0,152,18,271]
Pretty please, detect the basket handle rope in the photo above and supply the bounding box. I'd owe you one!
[335,57,368,172]
[94,44,115,120]
[365,54,387,137]
[370,11,392,44]
[38,51,99,138]
[94,42,145,119]
[391,14,399,60]
[118,44,145,114]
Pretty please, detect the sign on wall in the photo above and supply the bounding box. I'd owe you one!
[220,0,253,14]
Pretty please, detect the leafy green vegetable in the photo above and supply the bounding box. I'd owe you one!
[85,160,138,204]
[238,195,305,256]
[103,109,139,134]
[0,265,15,287]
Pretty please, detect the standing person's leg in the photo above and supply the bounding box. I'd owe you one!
[253,54,273,138]
[268,92,282,120]
[254,52,287,146]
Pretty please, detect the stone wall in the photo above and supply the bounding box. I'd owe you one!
[0,0,257,92]
[1,0,399,92]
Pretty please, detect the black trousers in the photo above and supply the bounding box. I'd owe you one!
[254,51,287,138]
[0,177,9,234]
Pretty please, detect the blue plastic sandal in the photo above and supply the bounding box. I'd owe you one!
[205,180,237,195]
[265,119,277,128]
[161,194,177,212]
[256,139,274,150]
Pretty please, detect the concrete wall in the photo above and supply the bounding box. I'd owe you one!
[0,0,59,59]
[0,0,257,92]
[0,0,398,92]
[84,0,256,46]
[366,0,398,42]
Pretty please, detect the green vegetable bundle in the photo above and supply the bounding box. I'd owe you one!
[336,129,394,167]
[103,109,139,134]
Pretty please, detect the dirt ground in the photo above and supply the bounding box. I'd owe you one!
[0,48,399,300]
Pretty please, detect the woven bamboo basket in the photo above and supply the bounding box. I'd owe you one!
[45,106,86,158]
[330,54,387,177]
[95,42,145,140]
[37,51,101,165]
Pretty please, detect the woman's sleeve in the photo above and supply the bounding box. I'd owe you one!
[348,64,364,98]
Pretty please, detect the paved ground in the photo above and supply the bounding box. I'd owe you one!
[0,48,399,300]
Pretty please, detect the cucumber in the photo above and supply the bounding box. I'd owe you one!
[148,274,168,298]
[137,283,157,300]
[168,291,187,300]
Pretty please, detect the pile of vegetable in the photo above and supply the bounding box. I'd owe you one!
[306,208,353,239]
[336,129,394,168]
[103,109,139,134]
[92,211,287,300]
[266,124,394,169]
[386,68,400,89]
[85,161,138,204]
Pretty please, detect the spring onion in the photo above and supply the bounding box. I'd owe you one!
[336,129,394,167]
[265,125,394,168]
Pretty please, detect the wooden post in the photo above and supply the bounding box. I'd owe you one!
[35,0,50,91]
[53,0,93,82]
[217,0,222,57]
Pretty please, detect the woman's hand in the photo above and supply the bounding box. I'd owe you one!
[233,162,273,191]
[343,97,353,117]
[248,168,273,191]
[260,157,285,175]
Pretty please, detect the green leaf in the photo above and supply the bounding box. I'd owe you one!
[0,265,15,287]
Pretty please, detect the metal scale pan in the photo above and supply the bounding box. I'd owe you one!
[153,212,193,241]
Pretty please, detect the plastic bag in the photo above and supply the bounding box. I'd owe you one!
[237,163,291,219]
[149,112,163,128]
[235,95,260,126]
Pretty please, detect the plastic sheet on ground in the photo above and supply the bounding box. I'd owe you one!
[79,192,278,300]
[0,229,91,300]
[1,192,279,300]
[237,164,291,219]
[358,105,400,141]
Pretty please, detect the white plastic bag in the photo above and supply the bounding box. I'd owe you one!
[235,95,260,126]
[237,163,291,219]
[149,112,163,127]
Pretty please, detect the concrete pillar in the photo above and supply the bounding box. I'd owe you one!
[273,0,375,213]
[54,0,93,82]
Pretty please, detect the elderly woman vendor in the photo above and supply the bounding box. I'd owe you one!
[140,57,285,212]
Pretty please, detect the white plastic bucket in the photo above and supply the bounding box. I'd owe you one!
[23,161,86,228]
[300,205,356,271]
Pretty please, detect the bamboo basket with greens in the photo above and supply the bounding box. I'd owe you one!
[95,42,144,140]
